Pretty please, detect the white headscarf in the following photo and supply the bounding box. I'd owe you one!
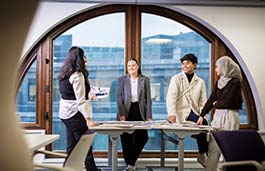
[216,56,242,89]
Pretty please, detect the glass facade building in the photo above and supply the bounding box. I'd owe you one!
[17,32,247,152]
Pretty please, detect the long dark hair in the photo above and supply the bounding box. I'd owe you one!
[128,57,142,75]
[58,46,89,84]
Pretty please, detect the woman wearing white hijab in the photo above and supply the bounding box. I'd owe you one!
[198,56,243,171]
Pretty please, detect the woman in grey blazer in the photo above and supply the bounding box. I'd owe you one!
[116,58,152,171]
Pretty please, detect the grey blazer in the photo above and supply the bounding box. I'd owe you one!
[116,74,152,121]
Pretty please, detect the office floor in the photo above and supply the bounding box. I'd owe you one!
[35,167,204,171]
[34,158,205,171]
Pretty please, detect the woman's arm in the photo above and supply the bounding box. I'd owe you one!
[200,83,217,117]
[116,77,126,120]
[70,72,95,126]
[145,77,152,120]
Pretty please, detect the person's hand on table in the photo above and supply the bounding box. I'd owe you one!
[196,116,204,125]
[147,118,152,122]
[120,115,126,121]
[86,118,96,127]
[168,116,176,123]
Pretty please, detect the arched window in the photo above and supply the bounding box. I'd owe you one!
[17,5,257,157]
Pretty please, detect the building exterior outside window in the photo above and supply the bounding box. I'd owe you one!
[16,6,249,153]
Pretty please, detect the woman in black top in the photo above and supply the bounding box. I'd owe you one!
[198,56,242,171]
[58,46,99,171]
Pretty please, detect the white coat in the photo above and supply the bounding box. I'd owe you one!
[166,71,207,123]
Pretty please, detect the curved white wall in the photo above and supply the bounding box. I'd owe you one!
[22,2,265,130]
[22,2,97,56]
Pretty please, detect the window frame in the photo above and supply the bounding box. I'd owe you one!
[17,4,258,156]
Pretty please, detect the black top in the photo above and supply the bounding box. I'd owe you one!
[200,78,242,117]
[59,75,90,100]
[185,72,194,83]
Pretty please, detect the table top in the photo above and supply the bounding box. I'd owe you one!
[91,121,215,131]
[24,134,60,154]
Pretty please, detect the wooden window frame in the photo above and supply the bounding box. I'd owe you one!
[17,4,258,157]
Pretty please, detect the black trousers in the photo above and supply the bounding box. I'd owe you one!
[186,111,208,154]
[121,102,148,166]
[61,112,97,171]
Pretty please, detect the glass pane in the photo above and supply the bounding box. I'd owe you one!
[141,13,211,152]
[239,98,248,124]
[52,13,125,151]
[16,61,37,123]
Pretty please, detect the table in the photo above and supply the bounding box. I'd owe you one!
[91,121,213,171]
[25,134,60,155]
[91,123,137,171]
[160,125,212,171]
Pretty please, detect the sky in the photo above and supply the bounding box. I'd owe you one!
[63,13,192,47]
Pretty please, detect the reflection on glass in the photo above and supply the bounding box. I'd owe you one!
[239,98,247,123]
[52,13,125,151]
[16,61,37,123]
[141,13,211,151]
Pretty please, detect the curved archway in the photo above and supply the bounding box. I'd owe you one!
[17,4,259,155]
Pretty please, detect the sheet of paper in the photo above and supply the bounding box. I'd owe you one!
[91,86,110,99]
